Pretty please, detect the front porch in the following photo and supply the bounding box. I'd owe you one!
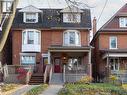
[102,52,127,83]
[45,46,92,83]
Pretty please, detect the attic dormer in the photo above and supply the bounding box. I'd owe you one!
[19,5,42,23]
[60,5,83,23]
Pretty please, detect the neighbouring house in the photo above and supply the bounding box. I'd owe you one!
[7,5,92,84]
[91,4,127,83]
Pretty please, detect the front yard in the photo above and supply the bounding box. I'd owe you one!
[1,83,23,95]
[58,83,127,95]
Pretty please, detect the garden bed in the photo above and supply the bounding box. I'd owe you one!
[1,83,23,95]
[25,84,48,95]
[58,83,127,95]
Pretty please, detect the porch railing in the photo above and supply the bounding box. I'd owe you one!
[65,64,87,82]
[111,70,127,84]
[4,65,34,84]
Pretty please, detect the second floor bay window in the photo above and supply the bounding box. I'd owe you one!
[63,30,81,46]
[22,29,41,52]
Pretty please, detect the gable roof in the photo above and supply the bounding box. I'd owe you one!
[99,3,127,31]
[19,5,42,12]
[91,3,127,44]
[60,5,83,13]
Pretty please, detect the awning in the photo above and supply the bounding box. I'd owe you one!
[102,53,127,59]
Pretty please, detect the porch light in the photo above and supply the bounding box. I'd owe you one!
[61,53,68,65]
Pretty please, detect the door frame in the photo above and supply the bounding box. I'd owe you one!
[53,57,62,73]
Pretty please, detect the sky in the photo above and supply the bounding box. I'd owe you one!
[17,0,127,30]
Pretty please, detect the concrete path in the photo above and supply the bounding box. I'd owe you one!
[40,84,63,95]
[11,85,39,95]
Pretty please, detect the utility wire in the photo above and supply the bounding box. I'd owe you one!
[97,0,108,23]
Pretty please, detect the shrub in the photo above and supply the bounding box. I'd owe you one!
[77,76,93,84]
[109,75,117,84]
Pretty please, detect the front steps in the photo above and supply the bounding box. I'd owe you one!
[29,73,44,85]
[49,73,64,84]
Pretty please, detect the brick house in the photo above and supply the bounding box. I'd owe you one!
[91,4,127,83]
[10,5,92,84]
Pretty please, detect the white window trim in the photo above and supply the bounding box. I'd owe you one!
[22,29,41,45]
[119,17,127,27]
[23,12,38,23]
[63,13,81,23]
[20,53,36,65]
[110,58,120,71]
[63,30,81,46]
[109,36,117,49]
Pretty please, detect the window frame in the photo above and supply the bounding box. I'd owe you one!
[63,30,81,46]
[109,36,117,49]
[119,17,127,27]
[20,53,36,65]
[110,58,119,71]
[23,12,38,23]
[63,13,81,23]
[22,29,41,45]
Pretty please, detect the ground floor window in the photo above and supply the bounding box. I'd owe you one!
[110,58,119,71]
[66,57,83,72]
[20,53,36,65]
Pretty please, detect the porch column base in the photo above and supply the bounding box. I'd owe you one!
[87,63,92,77]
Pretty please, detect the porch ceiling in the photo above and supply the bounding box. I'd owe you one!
[102,53,127,59]
[48,45,91,52]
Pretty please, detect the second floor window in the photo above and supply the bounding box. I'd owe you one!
[119,17,127,27]
[109,36,117,49]
[22,29,40,45]
[24,13,38,23]
[63,30,80,46]
[63,13,81,23]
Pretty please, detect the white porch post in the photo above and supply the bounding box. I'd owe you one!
[48,51,51,64]
[88,48,92,77]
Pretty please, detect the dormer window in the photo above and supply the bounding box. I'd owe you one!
[19,5,42,23]
[63,13,81,23]
[60,5,83,23]
[24,12,38,23]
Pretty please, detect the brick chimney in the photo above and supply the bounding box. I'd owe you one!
[93,17,97,36]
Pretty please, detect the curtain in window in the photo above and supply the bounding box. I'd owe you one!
[64,32,68,45]
[34,31,40,44]
[21,56,35,65]
[23,31,27,44]
[69,32,75,44]
[28,31,34,44]
[110,37,116,48]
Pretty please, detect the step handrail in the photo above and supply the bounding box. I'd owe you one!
[49,64,53,83]
[44,65,48,83]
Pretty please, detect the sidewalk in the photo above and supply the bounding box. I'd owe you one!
[11,85,39,95]
[40,84,63,95]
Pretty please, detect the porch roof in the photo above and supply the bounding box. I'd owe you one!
[48,45,92,52]
[102,52,127,59]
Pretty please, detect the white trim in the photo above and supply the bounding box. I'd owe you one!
[110,58,120,72]
[23,12,38,23]
[22,29,41,52]
[102,53,127,59]
[20,53,36,65]
[49,49,89,52]
[109,36,117,49]
[63,30,81,46]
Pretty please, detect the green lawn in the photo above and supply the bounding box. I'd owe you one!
[58,83,127,95]
[25,84,48,95]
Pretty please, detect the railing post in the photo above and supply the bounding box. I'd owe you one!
[63,65,65,83]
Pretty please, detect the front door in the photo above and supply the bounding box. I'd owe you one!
[54,58,61,73]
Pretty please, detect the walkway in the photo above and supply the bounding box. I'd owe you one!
[40,84,63,95]
[11,85,39,95]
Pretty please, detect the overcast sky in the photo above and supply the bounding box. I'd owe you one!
[17,0,127,30]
